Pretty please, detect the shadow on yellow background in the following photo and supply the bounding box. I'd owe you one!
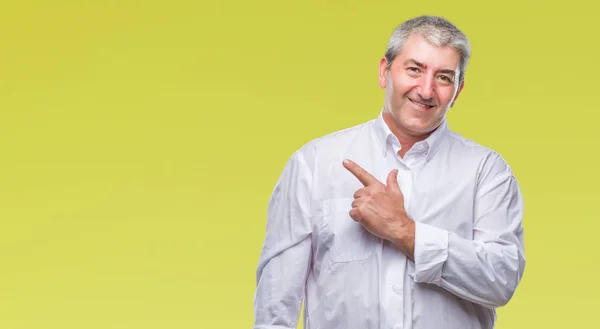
[0,1,597,328]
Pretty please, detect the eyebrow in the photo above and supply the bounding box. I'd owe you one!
[404,58,456,77]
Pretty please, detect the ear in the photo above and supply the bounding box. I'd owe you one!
[378,57,388,89]
[450,80,465,108]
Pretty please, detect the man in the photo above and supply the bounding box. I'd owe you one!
[253,15,525,329]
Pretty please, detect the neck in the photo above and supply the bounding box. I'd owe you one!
[382,111,436,158]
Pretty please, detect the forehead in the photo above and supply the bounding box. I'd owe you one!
[395,33,461,70]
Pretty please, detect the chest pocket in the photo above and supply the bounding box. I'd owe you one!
[321,198,378,263]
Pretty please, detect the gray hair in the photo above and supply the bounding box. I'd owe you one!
[384,16,471,84]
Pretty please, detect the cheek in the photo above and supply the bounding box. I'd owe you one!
[391,76,414,96]
[436,88,456,105]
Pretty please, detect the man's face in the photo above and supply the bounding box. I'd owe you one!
[379,33,464,138]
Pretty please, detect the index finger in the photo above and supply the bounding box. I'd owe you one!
[342,159,381,187]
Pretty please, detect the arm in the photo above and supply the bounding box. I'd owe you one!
[253,150,313,329]
[411,152,526,309]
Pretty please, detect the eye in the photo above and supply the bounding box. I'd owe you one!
[406,67,421,73]
[438,75,454,84]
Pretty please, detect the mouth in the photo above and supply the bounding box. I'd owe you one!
[407,97,435,110]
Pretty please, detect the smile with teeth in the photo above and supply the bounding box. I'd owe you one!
[408,97,435,109]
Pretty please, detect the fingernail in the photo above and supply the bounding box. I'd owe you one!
[343,159,350,166]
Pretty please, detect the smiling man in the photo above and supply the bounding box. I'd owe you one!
[253,16,525,329]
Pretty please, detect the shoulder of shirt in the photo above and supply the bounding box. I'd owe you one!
[290,119,373,164]
[445,129,516,179]
[289,120,516,179]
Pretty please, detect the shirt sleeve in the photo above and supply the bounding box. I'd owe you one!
[253,149,314,329]
[411,151,526,309]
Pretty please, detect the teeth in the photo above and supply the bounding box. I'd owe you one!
[411,99,433,108]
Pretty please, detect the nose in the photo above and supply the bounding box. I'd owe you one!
[417,75,435,100]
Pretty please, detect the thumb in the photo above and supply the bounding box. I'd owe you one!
[386,169,400,192]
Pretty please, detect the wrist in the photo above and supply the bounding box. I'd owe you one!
[390,213,415,260]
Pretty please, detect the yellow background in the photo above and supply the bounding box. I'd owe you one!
[0,0,598,328]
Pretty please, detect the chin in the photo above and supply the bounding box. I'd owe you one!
[403,120,438,135]
[403,117,432,129]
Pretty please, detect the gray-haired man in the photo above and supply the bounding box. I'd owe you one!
[253,15,525,329]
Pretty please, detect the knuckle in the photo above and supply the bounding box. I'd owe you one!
[356,206,363,216]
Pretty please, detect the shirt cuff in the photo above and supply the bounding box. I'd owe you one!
[411,222,449,285]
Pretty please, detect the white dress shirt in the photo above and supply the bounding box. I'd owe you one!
[253,110,526,329]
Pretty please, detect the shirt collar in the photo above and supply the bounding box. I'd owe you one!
[373,109,449,161]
